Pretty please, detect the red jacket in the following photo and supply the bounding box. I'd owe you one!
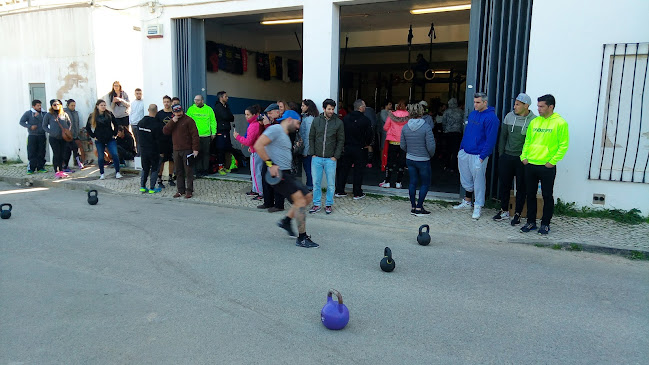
[162,114,200,151]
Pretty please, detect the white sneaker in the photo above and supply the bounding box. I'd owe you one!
[115,172,123,179]
[453,200,473,209]
[99,174,105,180]
[472,206,482,220]
[395,182,402,189]
[379,181,390,188]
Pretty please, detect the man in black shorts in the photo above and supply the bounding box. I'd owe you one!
[155,95,176,188]
[254,110,318,248]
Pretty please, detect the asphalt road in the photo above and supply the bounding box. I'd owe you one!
[1,182,647,364]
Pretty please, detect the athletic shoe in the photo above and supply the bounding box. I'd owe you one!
[325,206,333,214]
[366,163,373,168]
[414,207,431,217]
[379,181,390,188]
[115,172,123,179]
[140,187,147,193]
[353,194,366,200]
[168,179,176,187]
[246,191,259,196]
[63,168,72,173]
[26,170,34,175]
[257,204,270,209]
[520,222,538,233]
[492,210,510,221]
[158,182,166,189]
[277,218,296,237]
[309,205,321,214]
[411,208,416,215]
[99,174,105,180]
[218,169,227,176]
[296,235,319,248]
[510,213,522,226]
[395,182,402,189]
[538,224,550,236]
[252,195,264,201]
[149,188,162,194]
[268,207,284,213]
[472,206,482,220]
[334,192,347,198]
[38,168,48,173]
[173,192,183,198]
[453,200,473,210]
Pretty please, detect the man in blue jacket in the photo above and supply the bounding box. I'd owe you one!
[453,92,500,220]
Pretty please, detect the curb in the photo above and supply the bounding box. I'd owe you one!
[1,173,648,258]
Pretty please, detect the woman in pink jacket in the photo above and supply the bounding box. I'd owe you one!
[380,100,410,188]
[234,105,264,199]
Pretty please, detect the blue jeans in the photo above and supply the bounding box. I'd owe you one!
[96,139,120,174]
[302,155,313,190]
[406,159,431,208]
[311,156,337,206]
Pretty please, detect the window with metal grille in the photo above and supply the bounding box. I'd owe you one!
[589,42,649,183]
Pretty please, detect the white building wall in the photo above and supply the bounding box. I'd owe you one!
[0,6,96,162]
[526,0,649,214]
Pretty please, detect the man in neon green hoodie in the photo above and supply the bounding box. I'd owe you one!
[186,95,216,177]
[519,94,569,235]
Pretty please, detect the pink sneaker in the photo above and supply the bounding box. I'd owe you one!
[366,163,373,168]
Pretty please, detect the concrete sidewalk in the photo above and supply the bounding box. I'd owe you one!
[1,163,647,254]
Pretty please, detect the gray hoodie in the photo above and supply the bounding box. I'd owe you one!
[42,111,72,139]
[64,108,81,139]
[441,98,464,134]
[400,118,436,161]
[19,108,46,135]
[498,110,536,156]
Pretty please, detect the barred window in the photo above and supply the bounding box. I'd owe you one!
[589,42,649,183]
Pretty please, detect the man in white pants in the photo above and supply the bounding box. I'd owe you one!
[453,92,500,219]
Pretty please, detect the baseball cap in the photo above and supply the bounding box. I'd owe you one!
[264,103,280,112]
[172,104,183,112]
[277,110,301,122]
[515,93,532,105]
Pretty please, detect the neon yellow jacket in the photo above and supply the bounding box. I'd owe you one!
[520,112,569,165]
[186,104,217,137]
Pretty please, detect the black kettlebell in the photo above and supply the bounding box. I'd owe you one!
[0,203,12,219]
[417,224,431,246]
[87,190,98,205]
[380,247,395,272]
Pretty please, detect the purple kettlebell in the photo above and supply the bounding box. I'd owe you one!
[321,289,349,330]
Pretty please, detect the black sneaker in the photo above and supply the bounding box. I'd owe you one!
[158,182,165,189]
[414,207,431,217]
[296,235,319,248]
[168,179,176,187]
[411,208,416,215]
[277,218,296,237]
[538,224,550,236]
[520,222,538,233]
[510,213,521,226]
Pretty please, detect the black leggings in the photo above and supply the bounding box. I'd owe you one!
[385,144,406,184]
[49,137,67,172]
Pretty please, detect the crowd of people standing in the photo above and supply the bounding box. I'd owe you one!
[19,82,569,237]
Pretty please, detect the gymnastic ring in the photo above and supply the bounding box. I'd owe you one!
[403,69,414,81]
[424,69,436,80]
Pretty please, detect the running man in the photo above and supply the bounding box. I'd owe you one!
[254,110,319,248]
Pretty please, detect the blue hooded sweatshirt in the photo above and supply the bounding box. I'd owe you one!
[460,106,500,161]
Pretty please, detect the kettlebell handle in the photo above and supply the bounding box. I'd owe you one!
[327,289,344,305]
[419,224,430,233]
[0,203,11,210]
[384,247,392,260]
[88,190,98,197]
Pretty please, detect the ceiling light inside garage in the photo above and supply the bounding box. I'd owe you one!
[410,4,471,14]
[261,18,304,25]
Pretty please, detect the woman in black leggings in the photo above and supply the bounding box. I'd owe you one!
[42,99,72,178]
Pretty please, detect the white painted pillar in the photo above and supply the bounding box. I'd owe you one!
[302,0,340,111]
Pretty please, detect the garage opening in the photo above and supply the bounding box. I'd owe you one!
[338,0,470,194]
